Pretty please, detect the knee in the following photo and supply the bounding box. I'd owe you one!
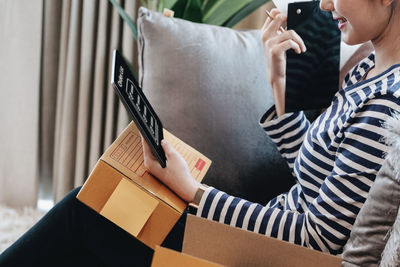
[53,186,83,210]
[64,186,82,202]
[69,186,83,197]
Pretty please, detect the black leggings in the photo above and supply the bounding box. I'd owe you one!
[0,187,186,267]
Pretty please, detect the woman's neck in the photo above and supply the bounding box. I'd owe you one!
[371,12,400,76]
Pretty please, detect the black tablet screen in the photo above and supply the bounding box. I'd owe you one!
[111,50,166,168]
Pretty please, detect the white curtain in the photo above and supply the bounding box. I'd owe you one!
[0,0,140,206]
[0,0,273,207]
[44,0,139,202]
[0,0,42,207]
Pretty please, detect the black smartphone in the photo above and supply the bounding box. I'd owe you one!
[285,0,341,112]
[111,50,167,168]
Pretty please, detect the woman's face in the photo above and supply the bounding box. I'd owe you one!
[319,0,392,45]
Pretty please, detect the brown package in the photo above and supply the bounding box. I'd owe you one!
[183,215,342,267]
[77,122,211,249]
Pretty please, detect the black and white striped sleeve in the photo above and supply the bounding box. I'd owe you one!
[259,106,310,173]
[196,96,400,254]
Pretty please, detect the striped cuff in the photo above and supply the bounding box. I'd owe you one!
[260,107,305,138]
[259,105,300,129]
[259,105,279,124]
[196,187,219,219]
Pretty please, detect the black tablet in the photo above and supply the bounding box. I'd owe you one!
[285,0,341,112]
[111,50,166,168]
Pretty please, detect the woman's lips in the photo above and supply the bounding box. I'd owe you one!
[334,17,347,30]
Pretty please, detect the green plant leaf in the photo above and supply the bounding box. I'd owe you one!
[109,0,138,40]
[201,0,218,14]
[158,0,163,12]
[171,0,187,18]
[203,0,252,26]
[183,0,202,22]
[162,0,179,9]
[223,0,271,28]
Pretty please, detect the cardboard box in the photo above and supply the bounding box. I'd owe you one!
[151,246,224,267]
[77,122,211,249]
[183,215,342,267]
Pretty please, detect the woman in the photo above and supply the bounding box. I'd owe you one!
[142,0,400,255]
[1,0,400,265]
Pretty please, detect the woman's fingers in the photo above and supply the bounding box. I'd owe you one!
[261,8,280,31]
[272,39,303,57]
[261,14,287,43]
[269,8,280,17]
[141,135,163,173]
[141,135,155,159]
[261,8,281,30]
[161,140,174,158]
[265,30,307,54]
[261,9,284,35]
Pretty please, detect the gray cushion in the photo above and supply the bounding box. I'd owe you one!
[137,7,294,204]
[342,113,400,266]
[342,158,400,266]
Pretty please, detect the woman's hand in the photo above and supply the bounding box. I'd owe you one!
[261,8,307,116]
[141,136,200,203]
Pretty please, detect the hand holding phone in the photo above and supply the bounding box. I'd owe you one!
[261,8,307,116]
[141,135,200,203]
[111,50,167,168]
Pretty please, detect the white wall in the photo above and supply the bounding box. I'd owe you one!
[0,0,43,206]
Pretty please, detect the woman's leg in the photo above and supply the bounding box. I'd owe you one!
[0,186,185,267]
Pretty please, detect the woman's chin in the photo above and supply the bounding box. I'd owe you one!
[341,29,370,46]
[341,35,364,46]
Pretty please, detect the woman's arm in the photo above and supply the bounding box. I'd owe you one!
[259,8,310,173]
[259,106,310,173]
[141,136,200,203]
[197,96,400,254]
[142,95,400,254]
[261,8,307,116]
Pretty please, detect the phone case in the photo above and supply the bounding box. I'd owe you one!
[285,0,341,113]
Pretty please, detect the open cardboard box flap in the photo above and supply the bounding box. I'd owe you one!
[151,246,224,267]
[98,122,211,213]
[183,215,342,267]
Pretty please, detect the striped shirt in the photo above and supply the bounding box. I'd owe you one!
[196,53,400,254]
